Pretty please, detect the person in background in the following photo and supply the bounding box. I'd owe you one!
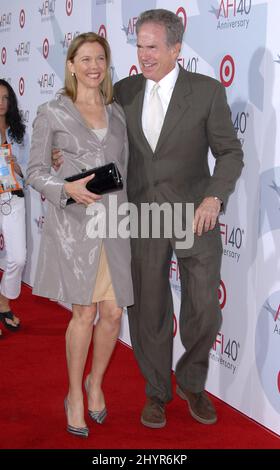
[27,33,133,437]
[0,79,27,338]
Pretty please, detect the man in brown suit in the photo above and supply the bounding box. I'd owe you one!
[114,9,244,428]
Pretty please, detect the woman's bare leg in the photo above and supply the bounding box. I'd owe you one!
[87,300,122,411]
[65,303,97,427]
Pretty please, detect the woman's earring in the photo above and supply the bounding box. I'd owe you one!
[71,72,75,77]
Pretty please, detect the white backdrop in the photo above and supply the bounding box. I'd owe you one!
[0,0,279,436]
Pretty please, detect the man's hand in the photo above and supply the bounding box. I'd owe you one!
[52,148,64,171]
[64,174,102,206]
[193,197,221,236]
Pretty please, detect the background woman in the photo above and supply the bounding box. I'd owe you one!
[0,79,27,338]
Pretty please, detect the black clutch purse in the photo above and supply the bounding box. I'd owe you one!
[65,162,123,205]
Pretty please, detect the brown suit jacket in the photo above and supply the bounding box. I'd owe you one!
[114,66,244,255]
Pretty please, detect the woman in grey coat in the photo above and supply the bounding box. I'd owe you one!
[27,33,134,438]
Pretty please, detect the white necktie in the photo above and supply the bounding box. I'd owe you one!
[146,83,164,151]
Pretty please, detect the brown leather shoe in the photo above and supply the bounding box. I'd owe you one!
[141,397,166,428]
[176,385,217,424]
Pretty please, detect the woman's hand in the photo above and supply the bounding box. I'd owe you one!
[64,174,102,205]
[5,154,23,177]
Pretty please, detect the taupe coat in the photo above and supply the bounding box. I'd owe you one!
[27,94,134,307]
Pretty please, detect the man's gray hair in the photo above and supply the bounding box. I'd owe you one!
[136,9,184,46]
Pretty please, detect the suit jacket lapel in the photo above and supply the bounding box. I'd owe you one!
[135,82,147,144]
[128,76,154,155]
[126,69,192,155]
[155,68,192,153]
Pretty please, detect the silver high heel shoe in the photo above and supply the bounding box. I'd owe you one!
[84,375,107,424]
[64,398,89,438]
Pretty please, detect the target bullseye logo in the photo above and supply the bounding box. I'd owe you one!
[129,65,138,76]
[220,55,235,87]
[173,313,178,337]
[278,371,280,394]
[176,7,187,32]
[1,47,7,65]
[19,77,25,96]
[218,280,226,310]
[98,25,107,38]
[43,38,49,59]
[66,0,73,16]
[0,234,4,251]
[19,9,25,28]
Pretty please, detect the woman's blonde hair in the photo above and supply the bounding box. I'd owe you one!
[63,32,113,104]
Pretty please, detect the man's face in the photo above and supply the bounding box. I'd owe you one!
[137,22,181,82]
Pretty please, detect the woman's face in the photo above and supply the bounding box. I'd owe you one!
[68,41,107,92]
[0,85,9,118]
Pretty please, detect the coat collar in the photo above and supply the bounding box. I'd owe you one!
[57,93,112,142]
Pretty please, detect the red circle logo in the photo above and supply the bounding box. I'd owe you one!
[173,313,178,337]
[220,55,235,87]
[43,38,49,59]
[1,47,7,65]
[19,9,25,28]
[218,280,227,310]
[0,234,4,251]
[66,0,73,16]
[176,7,187,32]
[98,24,107,38]
[278,371,280,394]
[129,65,138,76]
[19,77,25,96]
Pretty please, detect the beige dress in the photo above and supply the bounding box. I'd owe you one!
[91,128,115,303]
[92,243,115,302]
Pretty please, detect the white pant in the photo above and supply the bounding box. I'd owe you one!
[0,194,26,299]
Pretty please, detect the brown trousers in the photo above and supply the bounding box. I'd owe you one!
[128,229,223,403]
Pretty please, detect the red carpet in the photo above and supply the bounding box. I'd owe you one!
[0,283,279,449]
